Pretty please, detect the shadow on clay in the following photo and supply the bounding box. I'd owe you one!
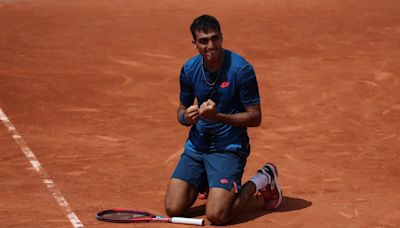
[185,195,312,225]
[231,196,312,224]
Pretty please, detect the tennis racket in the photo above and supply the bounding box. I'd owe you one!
[96,208,205,226]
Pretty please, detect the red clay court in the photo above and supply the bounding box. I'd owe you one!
[1,0,399,227]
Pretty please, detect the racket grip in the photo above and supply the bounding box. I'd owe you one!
[171,217,204,226]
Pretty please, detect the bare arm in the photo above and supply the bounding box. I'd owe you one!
[199,99,262,127]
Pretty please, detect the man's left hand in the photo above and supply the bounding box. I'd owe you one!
[199,99,218,121]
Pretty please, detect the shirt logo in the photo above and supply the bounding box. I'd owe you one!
[220,179,229,184]
[220,81,230,88]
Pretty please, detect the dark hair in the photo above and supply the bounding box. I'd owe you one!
[190,15,221,40]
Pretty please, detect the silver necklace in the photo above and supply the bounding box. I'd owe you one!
[202,66,221,86]
[202,54,224,86]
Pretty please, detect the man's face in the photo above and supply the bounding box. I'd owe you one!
[193,30,223,63]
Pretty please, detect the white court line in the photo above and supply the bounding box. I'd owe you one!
[0,108,84,228]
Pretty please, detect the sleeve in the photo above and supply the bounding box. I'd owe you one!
[238,64,260,105]
[179,66,195,107]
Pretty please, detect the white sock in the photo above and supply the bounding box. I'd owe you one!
[250,172,270,192]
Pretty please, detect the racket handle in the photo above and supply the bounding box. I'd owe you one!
[171,217,205,226]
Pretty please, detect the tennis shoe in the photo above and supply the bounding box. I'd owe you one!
[197,188,209,200]
[258,163,283,210]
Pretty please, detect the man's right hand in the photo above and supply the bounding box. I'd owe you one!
[183,105,200,125]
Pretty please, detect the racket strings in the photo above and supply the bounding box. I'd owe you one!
[102,212,149,219]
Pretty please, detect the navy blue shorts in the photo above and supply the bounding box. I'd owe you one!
[172,140,249,193]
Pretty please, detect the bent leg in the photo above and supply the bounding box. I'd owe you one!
[206,181,257,225]
[164,178,198,217]
[231,181,257,215]
[206,187,236,225]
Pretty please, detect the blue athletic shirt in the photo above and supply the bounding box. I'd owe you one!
[180,49,260,153]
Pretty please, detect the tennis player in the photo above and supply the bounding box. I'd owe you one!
[165,15,283,225]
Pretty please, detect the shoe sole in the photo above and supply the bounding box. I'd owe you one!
[266,163,283,209]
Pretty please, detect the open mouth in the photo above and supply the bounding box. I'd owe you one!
[206,50,218,56]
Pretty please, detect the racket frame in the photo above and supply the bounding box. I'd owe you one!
[96,208,204,226]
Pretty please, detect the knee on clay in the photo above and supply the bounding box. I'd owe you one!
[206,209,231,225]
[165,202,185,217]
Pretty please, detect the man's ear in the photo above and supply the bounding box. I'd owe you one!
[192,40,196,47]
